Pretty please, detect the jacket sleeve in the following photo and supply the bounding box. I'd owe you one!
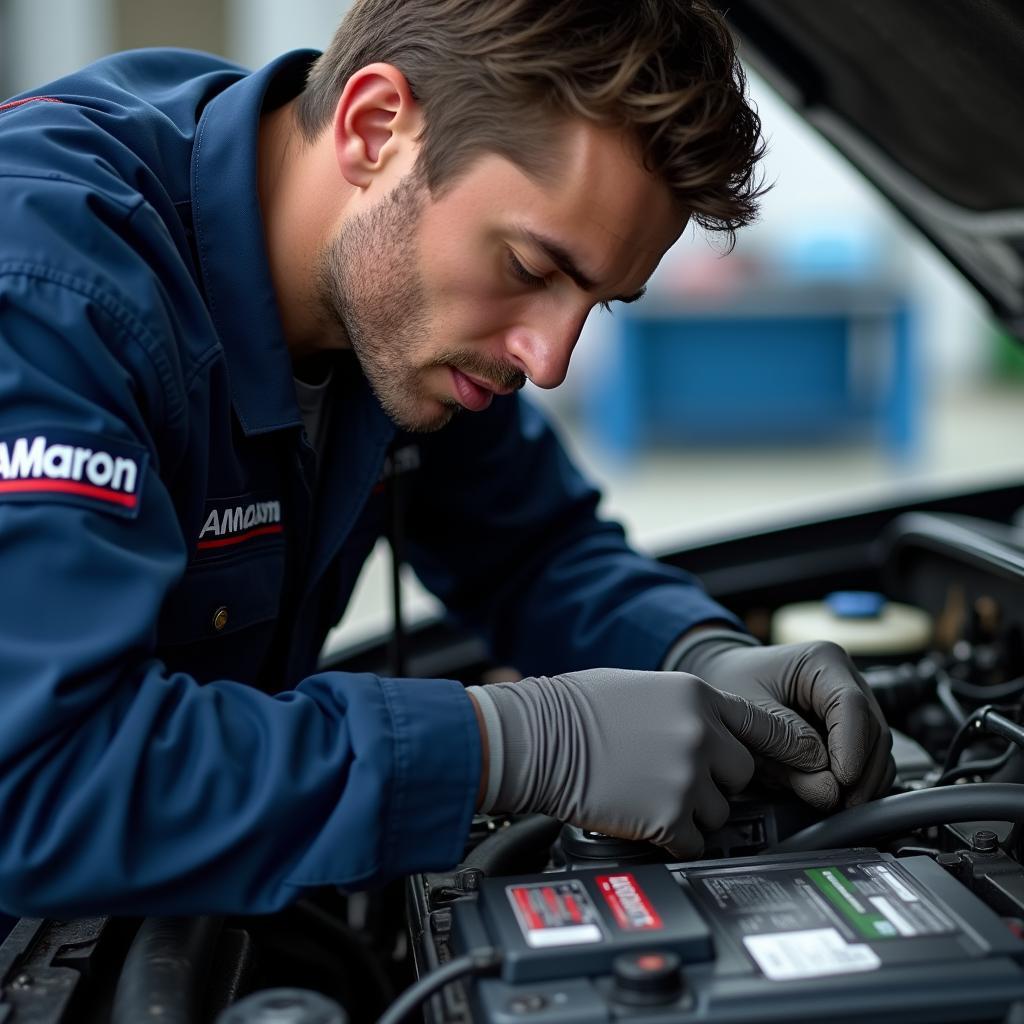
[0,266,479,919]
[404,394,743,678]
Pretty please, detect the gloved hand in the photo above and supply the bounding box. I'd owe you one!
[467,668,829,859]
[666,630,895,809]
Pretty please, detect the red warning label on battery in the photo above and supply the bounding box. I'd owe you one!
[506,880,605,948]
[596,873,664,931]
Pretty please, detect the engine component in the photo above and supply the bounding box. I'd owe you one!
[558,825,668,866]
[0,917,127,1021]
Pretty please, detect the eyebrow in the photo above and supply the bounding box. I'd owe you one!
[519,229,648,305]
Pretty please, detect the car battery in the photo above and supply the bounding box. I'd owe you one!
[447,850,1024,1023]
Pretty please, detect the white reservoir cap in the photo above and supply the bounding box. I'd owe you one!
[771,591,932,656]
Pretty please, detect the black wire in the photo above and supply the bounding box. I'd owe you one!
[939,705,990,778]
[935,672,968,725]
[387,461,407,678]
[460,815,562,876]
[937,705,1024,784]
[934,742,1016,785]
[376,949,502,1024]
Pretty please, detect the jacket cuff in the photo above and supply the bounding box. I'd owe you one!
[280,673,481,893]
[378,676,482,878]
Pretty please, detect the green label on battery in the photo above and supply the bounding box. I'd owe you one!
[805,868,899,940]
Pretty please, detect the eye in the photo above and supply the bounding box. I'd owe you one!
[507,250,546,288]
[507,248,614,315]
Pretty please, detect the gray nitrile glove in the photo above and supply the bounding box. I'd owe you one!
[666,630,895,809]
[467,669,828,859]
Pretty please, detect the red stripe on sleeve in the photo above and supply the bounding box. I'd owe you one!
[0,96,65,114]
[0,479,137,508]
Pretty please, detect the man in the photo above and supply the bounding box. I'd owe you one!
[0,0,893,921]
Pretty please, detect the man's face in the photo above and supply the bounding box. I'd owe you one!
[315,120,686,433]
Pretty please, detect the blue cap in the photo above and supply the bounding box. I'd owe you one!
[825,591,886,619]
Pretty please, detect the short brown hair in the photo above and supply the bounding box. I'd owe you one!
[297,0,767,246]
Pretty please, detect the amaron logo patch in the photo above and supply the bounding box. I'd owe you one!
[197,498,283,551]
[0,434,142,511]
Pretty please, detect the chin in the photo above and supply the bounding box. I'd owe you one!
[386,398,461,435]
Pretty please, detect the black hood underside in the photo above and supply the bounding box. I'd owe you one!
[725,0,1024,337]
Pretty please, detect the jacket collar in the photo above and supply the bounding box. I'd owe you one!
[190,50,318,436]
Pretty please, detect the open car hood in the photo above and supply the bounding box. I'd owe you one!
[724,0,1024,339]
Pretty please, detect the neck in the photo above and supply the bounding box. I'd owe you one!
[258,100,352,361]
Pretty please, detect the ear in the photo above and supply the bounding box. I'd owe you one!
[332,63,420,189]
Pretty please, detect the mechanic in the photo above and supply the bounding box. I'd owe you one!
[0,0,894,926]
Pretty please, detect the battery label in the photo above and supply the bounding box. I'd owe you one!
[506,880,605,948]
[743,927,881,981]
[688,859,959,981]
[595,873,664,932]
[806,865,954,940]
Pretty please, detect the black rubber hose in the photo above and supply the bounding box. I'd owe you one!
[111,916,223,1024]
[461,815,563,876]
[775,784,1024,853]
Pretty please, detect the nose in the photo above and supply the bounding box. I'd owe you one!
[503,316,585,390]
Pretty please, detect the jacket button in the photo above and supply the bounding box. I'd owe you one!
[212,606,229,631]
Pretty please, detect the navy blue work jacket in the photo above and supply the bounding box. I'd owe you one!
[0,49,740,918]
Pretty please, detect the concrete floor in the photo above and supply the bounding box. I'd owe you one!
[322,383,1024,657]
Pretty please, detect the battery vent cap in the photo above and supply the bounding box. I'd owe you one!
[612,951,684,1006]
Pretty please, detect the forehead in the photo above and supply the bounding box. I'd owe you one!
[546,120,685,254]
[429,121,687,283]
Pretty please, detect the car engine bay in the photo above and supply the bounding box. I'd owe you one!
[405,502,1024,1024]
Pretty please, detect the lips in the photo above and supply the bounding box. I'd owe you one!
[450,368,507,411]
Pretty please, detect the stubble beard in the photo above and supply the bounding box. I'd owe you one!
[316,172,527,433]
[316,174,460,433]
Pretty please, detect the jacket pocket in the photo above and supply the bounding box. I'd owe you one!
[155,547,286,684]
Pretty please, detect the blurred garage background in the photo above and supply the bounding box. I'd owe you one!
[3,0,1022,653]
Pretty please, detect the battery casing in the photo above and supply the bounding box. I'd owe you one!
[446,848,1024,1023]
